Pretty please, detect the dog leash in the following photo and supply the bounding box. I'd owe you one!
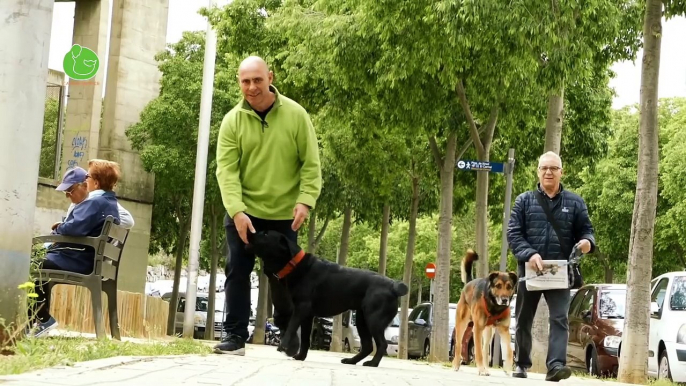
[517,245,584,283]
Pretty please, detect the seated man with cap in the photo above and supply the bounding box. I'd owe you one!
[29,162,123,337]
[53,166,135,231]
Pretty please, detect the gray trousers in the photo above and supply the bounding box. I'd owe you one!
[514,280,570,370]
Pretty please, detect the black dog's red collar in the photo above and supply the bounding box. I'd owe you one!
[481,297,510,326]
[275,249,305,279]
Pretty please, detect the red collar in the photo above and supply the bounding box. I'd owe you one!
[275,249,306,279]
[481,296,510,326]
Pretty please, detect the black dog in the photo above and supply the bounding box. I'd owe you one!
[246,230,409,367]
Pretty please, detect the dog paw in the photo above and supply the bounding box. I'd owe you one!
[341,358,356,365]
[452,363,461,371]
[362,360,379,367]
[292,352,307,361]
[478,368,490,376]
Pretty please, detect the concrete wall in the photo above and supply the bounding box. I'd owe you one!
[34,178,151,293]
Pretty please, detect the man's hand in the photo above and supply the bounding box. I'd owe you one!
[233,212,256,244]
[292,203,310,231]
[528,253,544,272]
[51,222,61,231]
[577,239,592,254]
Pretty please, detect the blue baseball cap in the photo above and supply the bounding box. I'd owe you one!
[56,167,88,191]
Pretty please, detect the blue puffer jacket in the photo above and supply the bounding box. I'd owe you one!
[507,183,596,274]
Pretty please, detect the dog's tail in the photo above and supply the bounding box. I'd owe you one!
[392,281,409,297]
[461,249,479,284]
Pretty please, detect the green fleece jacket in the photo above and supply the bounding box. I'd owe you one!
[215,86,322,220]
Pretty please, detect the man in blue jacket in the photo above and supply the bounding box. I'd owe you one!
[507,151,596,382]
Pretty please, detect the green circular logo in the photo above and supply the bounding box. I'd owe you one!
[63,44,100,80]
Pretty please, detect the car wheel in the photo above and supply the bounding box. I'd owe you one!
[658,350,672,381]
[344,339,351,353]
[422,340,430,358]
[449,339,455,361]
[587,346,599,376]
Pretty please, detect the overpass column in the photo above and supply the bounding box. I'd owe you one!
[0,0,55,341]
[60,0,110,174]
[99,0,170,292]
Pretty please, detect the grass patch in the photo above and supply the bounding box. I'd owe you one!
[0,336,212,376]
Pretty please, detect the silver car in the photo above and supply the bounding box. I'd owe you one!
[407,302,457,358]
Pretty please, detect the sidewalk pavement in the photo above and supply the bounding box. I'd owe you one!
[0,343,627,386]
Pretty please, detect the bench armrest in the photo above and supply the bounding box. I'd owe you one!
[32,234,98,247]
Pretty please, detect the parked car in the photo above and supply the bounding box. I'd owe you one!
[384,309,403,356]
[407,302,457,358]
[565,284,626,377]
[310,316,333,350]
[648,271,686,383]
[162,291,226,340]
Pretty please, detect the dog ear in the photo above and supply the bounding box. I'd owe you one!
[508,272,518,288]
[488,271,500,285]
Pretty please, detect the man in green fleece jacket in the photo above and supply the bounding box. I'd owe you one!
[214,56,322,356]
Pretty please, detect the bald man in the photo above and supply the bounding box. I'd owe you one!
[214,56,322,355]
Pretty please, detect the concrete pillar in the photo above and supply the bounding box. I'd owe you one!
[99,0,169,292]
[60,0,110,174]
[0,0,55,338]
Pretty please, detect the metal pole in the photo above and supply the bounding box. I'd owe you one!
[492,148,515,367]
[54,84,66,179]
[183,0,218,338]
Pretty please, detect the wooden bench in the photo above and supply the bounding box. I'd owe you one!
[32,215,129,340]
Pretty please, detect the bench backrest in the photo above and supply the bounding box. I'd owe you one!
[94,215,130,281]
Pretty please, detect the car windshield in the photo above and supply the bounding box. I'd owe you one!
[599,290,626,319]
[670,276,686,310]
[390,312,400,327]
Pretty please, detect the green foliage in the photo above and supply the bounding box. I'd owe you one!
[39,97,59,179]
[577,98,686,283]
[126,31,239,257]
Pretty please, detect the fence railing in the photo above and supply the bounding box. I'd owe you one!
[49,285,169,339]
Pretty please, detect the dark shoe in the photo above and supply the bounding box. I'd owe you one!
[512,366,528,378]
[30,317,58,338]
[546,365,572,382]
[213,334,246,356]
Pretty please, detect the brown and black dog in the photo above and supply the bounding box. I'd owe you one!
[451,249,517,376]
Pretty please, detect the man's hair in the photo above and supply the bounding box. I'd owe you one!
[88,159,121,191]
[538,151,563,169]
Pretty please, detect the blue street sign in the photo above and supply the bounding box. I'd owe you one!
[456,160,505,173]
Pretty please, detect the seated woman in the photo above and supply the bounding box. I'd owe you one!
[28,159,122,337]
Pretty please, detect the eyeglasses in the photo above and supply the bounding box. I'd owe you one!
[538,166,561,173]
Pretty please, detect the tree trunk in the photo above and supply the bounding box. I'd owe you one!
[618,1,662,383]
[544,88,565,155]
[204,209,221,340]
[428,132,457,363]
[455,83,499,280]
[604,257,614,284]
[378,204,391,276]
[331,207,353,352]
[307,210,317,253]
[399,174,420,360]
[267,287,273,319]
[253,266,270,345]
[167,216,190,336]
[475,153,490,278]
[417,280,422,305]
[312,217,329,254]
